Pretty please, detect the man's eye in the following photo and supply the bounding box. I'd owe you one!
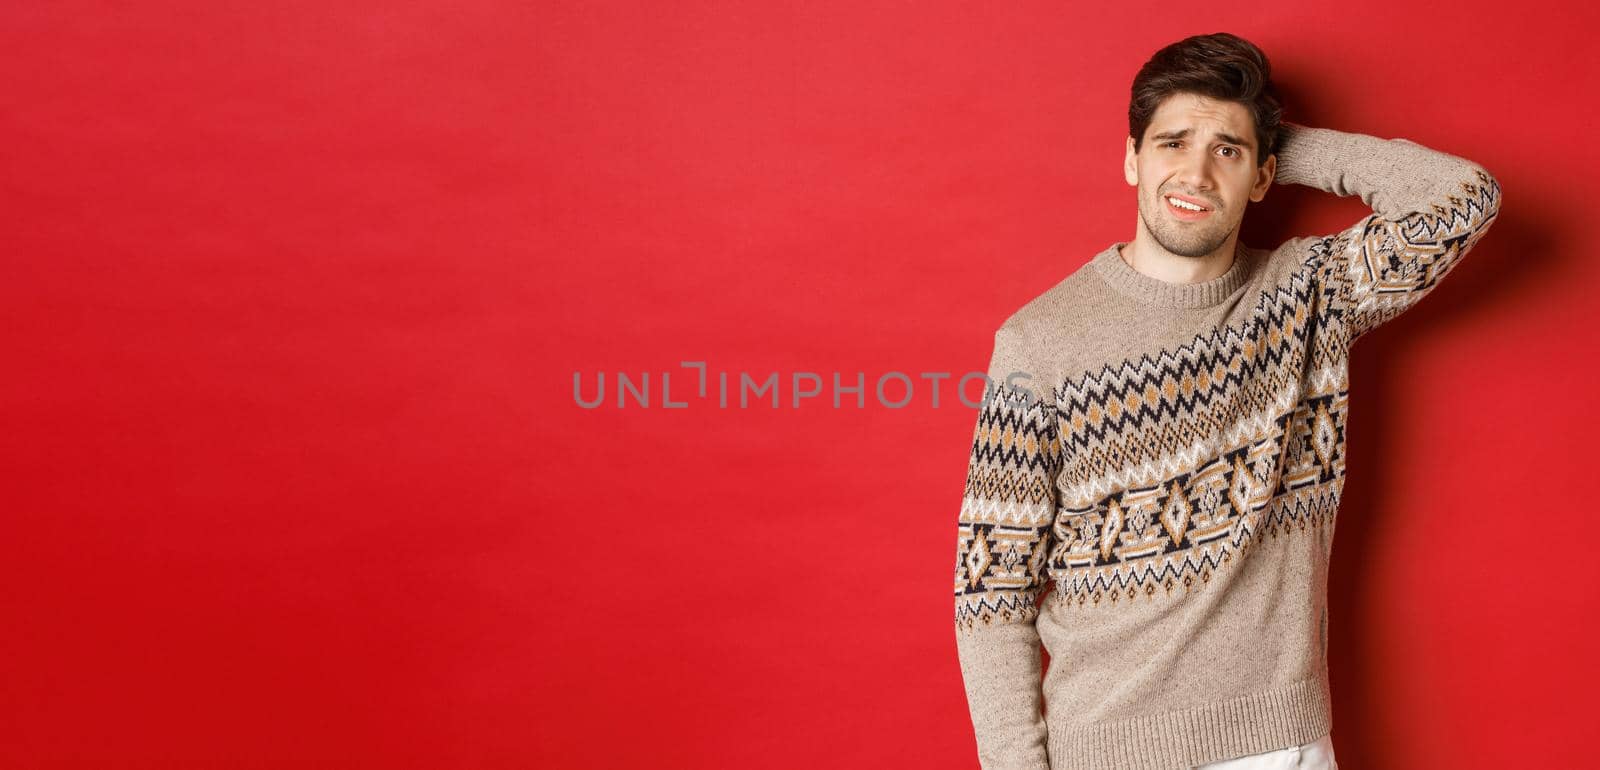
[1218,147,1238,157]
[1163,141,1180,148]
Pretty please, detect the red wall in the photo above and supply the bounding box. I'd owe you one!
[5,2,1596,767]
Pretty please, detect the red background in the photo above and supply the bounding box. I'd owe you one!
[5,2,1597,767]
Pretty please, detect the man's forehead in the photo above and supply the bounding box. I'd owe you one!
[1155,93,1249,120]
[1147,125,1255,149]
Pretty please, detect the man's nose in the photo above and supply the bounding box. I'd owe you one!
[1175,154,1215,190]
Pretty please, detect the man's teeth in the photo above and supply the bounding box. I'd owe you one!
[1167,196,1206,212]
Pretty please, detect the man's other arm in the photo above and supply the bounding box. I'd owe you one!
[1273,121,1504,343]
[952,321,1062,770]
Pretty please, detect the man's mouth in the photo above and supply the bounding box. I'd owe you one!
[1164,193,1213,221]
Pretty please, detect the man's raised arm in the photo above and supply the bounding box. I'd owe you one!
[952,321,1062,770]
[1273,121,1504,343]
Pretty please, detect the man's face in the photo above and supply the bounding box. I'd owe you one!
[1123,92,1275,258]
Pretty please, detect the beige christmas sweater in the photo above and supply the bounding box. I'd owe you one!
[951,122,1502,770]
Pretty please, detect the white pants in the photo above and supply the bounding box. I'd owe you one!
[1190,733,1338,769]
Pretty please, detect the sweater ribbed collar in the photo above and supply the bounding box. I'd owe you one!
[1091,241,1254,309]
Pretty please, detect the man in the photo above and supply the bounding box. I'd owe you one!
[951,32,1501,770]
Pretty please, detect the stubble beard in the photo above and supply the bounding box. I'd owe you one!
[1139,187,1235,259]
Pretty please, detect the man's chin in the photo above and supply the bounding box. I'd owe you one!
[1153,233,1226,259]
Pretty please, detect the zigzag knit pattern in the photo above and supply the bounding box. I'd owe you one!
[955,164,1499,628]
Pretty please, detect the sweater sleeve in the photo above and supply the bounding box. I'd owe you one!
[1272,122,1503,344]
[952,322,1062,770]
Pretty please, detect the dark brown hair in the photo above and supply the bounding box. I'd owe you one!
[1128,33,1283,166]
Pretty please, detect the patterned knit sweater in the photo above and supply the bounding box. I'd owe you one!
[951,122,1502,770]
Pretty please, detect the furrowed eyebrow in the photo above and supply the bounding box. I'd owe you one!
[1215,132,1255,152]
[1148,128,1255,153]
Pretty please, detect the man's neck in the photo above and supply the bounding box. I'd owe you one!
[1119,237,1237,285]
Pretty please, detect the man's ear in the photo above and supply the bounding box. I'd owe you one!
[1124,136,1138,187]
[1249,153,1277,202]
